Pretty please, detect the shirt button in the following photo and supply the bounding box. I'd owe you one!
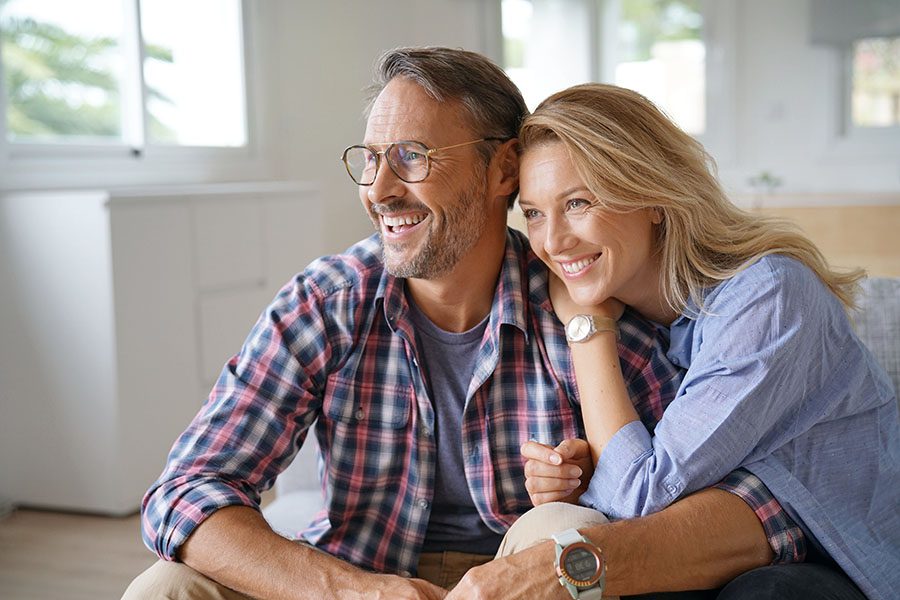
[666,483,678,494]
[400,570,412,578]
[418,498,430,510]
[412,357,418,368]
[355,408,365,420]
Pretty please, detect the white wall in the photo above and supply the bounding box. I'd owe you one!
[713,0,900,196]
[257,0,500,253]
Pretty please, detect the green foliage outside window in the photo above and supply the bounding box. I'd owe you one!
[619,0,702,62]
[0,0,174,141]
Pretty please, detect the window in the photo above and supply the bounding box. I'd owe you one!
[0,0,246,149]
[851,36,900,128]
[500,0,705,135]
[614,0,704,135]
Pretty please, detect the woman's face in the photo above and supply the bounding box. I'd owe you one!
[519,142,662,311]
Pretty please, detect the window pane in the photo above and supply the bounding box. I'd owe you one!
[501,0,594,110]
[140,0,246,147]
[1,0,125,142]
[616,0,705,135]
[852,37,900,128]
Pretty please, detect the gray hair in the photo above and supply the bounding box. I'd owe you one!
[367,47,528,206]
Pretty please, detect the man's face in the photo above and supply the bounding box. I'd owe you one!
[360,77,490,280]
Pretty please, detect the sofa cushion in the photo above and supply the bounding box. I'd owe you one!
[853,277,900,396]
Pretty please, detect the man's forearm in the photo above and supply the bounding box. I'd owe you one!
[451,487,772,598]
[179,506,444,600]
[179,506,359,599]
[594,487,773,594]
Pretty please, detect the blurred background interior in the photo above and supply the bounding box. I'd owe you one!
[0,1,898,598]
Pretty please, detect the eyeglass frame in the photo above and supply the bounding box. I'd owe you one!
[340,137,508,186]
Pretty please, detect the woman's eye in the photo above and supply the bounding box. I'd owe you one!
[522,208,541,220]
[566,198,590,211]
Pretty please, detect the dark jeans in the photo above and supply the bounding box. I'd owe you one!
[626,564,868,600]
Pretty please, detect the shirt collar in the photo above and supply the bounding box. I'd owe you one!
[374,229,531,340]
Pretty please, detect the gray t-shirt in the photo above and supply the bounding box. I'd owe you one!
[407,296,503,555]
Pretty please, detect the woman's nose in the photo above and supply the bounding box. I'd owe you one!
[542,213,575,256]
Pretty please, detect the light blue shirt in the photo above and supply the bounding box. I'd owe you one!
[580,255,900,600]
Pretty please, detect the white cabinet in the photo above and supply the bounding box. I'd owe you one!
[0,183,324,515]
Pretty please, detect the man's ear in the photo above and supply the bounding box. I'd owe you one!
[490,139,520,198]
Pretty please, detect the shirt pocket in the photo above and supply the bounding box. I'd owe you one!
[486,391,582,515]
[321,375,413,514]
[323,374,411,429]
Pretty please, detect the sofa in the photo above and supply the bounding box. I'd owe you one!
[263,277,900,536]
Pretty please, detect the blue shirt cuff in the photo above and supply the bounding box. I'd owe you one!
[580,420,667,517]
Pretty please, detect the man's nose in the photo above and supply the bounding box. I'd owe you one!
[365,157,406,205]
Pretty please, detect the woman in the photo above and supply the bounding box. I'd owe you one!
[514,83,898,599]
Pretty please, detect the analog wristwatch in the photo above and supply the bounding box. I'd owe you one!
[564,314,619,344]
[553,528,605,599]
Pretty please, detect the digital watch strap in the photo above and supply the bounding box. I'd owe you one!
[552,528,605,599]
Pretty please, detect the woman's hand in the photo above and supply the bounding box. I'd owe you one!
[548,273,624,324]
[521,438,595,506]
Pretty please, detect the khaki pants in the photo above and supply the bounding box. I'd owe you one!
[121,550,491,599]
[123,502,609,599]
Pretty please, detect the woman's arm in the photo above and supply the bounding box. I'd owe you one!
[548,275,639,465]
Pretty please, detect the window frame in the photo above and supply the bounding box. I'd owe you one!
[817,38,900,164]
[0,0,262,191]
[842,36,900,138]
[496,0,737,166]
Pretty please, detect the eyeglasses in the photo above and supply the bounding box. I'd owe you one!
[340,138,506,186]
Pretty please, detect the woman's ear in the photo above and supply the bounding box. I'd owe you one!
[650,208,664,225]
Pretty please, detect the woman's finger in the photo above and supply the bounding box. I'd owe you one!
[524,475,581,495]
[524,458,582,479]
[520,440,563,465]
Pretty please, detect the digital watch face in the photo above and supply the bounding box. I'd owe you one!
[562,545,602,585]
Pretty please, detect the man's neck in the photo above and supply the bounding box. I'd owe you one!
[406,228,507,333]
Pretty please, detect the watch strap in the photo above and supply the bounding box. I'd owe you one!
[589,316,619,340]
[566,314,620,344]
[553,529,605,599]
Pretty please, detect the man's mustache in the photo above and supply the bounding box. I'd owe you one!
[369,202,430,216]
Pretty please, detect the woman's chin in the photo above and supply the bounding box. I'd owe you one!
[569,287,608,309]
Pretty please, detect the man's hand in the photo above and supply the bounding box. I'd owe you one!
[522,438,594,505]
[447,540,566,600]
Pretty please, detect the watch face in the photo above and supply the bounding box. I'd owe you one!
[562,545,602,586]
[566,315,592,341]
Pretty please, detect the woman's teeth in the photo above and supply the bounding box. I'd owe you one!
[561,255,598,274]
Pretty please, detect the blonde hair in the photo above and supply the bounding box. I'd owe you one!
[519,83,864,313]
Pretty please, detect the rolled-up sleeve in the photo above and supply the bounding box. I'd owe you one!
[580,257,835,519]
[715,468,808,564]
[141,276,332,561]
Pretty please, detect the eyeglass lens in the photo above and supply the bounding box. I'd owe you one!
[344,141,430,185]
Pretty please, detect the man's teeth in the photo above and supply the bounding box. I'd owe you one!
[382,214,426,228]
[562,256,598,274]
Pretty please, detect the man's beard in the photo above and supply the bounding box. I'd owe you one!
[377,175,488,280]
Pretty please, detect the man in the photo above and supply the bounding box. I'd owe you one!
[124,48,809,600]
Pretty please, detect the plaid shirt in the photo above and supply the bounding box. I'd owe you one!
[141,229,804,574]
